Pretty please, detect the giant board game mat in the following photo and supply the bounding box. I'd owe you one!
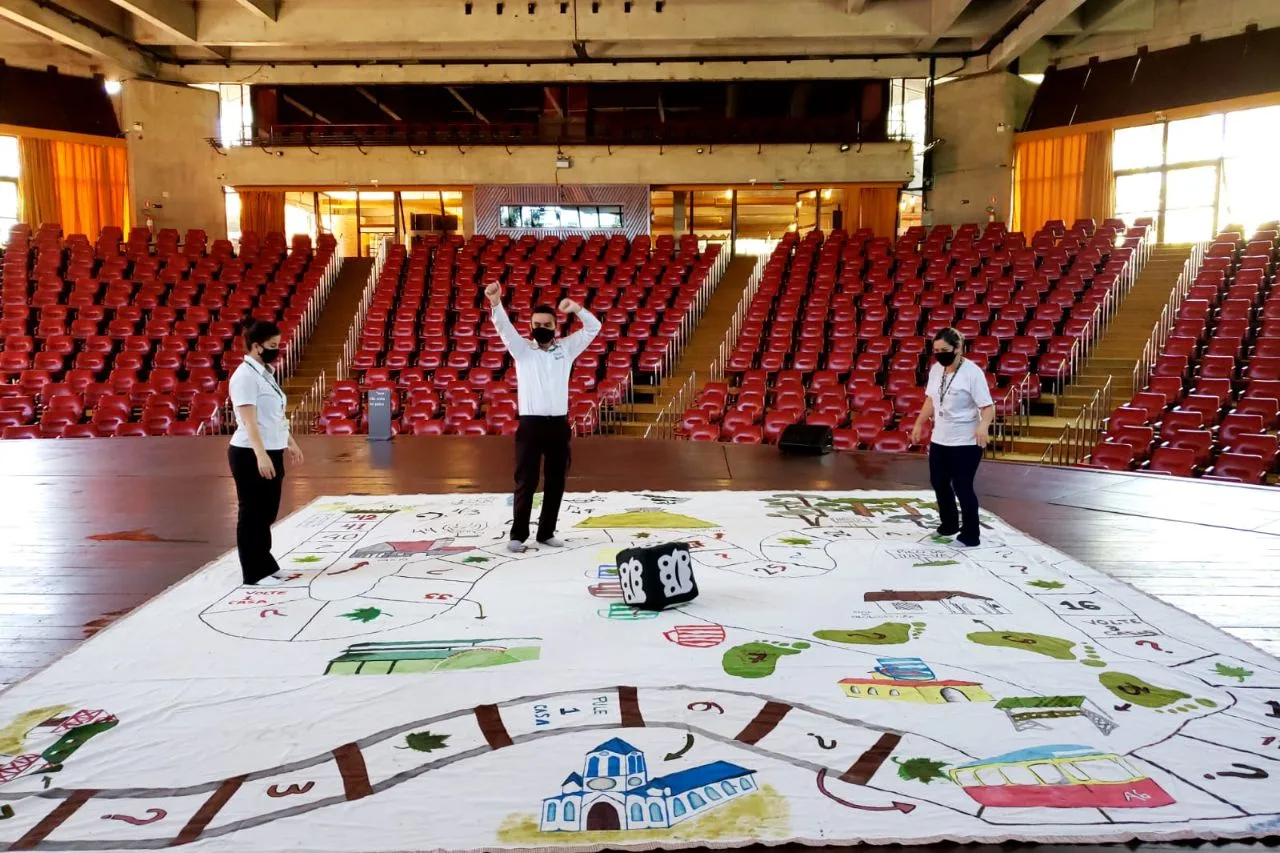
[0,490,1278,852]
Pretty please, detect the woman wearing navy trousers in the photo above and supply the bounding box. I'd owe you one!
[910,328,995,547]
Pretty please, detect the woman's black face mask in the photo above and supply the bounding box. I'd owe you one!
[934,351,957,367]
[260,347,281,364]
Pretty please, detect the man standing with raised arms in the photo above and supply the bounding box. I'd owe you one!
[486,282,602,553]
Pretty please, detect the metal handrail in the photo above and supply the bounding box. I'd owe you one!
[988,372,1032,458]
[1131,240,1210,395]
[1040,376,1114,467]
[645,369,702,440]
[657,244,728,384]
[710,245,776,380]
[1049,227,1153,396]
[279,243,344,383]
[340,237,392,382]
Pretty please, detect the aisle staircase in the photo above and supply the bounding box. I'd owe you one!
[282,257,374,411]
[999,244,1193,461]
[611,255,760,436]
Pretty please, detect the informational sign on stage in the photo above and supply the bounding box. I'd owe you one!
[0,490,1277,853]
[367,387,393,441]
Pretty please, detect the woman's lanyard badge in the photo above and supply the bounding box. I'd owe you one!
[937,366,960,423]
[250,361,285,405]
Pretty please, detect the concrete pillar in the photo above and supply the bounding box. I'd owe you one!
[120,81,227,239]
[672,190,687,235]
[929,71,1036,229]
[461,187,476,237]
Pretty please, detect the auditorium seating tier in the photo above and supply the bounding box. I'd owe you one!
[0,223,335,439]
[1087,226,1280,485]
[679,219,1145,452]
[313,233,718,437]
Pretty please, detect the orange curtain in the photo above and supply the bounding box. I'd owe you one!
[1012,130,1113,233]
[51,140,131,236]
[238,189,286,236]
[17,137,58,229]
[17,136,129,234]
[846,185,900,238]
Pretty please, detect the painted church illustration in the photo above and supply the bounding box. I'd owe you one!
[539,738,758,833]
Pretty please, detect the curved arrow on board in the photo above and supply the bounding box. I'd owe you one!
[816,768,916,814]
[664,733,695,761]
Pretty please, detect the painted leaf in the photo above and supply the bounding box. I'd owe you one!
[892,757,950,784]
[340,607,386,623]
[1213,663,1253,683]
[778,537,813,546]
[463,556,491,564]
[1026,580,1066,590]
[292,555,324,564]
[403,731,451,752]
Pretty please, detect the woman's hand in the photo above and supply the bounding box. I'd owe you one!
[255,449,277,479]
[287,437,304,466]
[910,424,925,445]
[975,426,990,449]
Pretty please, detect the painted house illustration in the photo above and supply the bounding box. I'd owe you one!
[540,738,758,832]
[350,539,472,559]
[864,589,1008,616]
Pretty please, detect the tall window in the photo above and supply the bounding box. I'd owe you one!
[1113,106,1280,242]
[193,83,254,147]
[0,136,18,243]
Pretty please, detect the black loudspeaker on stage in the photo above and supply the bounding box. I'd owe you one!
[778,424,834,455]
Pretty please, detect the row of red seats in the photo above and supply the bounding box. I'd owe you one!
[720,222,1144,395]
[1088,225,1280,484]
[679,219,1144,449]
[1,223,336,440]
[316,232,718,436]
[318,380,601,437]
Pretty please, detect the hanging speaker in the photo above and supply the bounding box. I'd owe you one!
[778,424,833,455]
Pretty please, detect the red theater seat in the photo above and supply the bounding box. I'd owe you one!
[1085,441,1135,471]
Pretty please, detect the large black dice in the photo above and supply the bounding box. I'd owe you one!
[616,542,698,610]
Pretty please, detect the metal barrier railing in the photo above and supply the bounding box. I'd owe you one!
[278,244,344,383]
[290,369,329,435]
[1040,376,1114,467]
[988,372,1032,458]
[645,369,702,440]
[339,237,392,382]
[1131,240,1210,395]
[711,247,775,381]
[1048,228,1152,398]
[655,246,729,384]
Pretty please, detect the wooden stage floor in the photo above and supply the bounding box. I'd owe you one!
[1,435,1278,852]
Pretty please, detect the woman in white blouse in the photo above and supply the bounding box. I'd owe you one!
[910,328,995,547]
[228,320,304,585]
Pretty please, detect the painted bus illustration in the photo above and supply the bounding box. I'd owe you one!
[948,745,1174,809]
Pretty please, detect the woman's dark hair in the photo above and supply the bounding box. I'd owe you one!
[933,327,964,350]
[243,319,281,350]
[531,304,558,319]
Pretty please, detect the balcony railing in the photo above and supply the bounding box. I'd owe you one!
[223,118,902,149]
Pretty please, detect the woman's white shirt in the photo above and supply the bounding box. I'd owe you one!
[229,359,290,450]
[925,358,993,446]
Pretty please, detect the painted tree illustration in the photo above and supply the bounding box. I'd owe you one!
[1213,663,1254,683]
[400,731,451,752]
[762,494,828,527]
[892,757,951,784]
[340,607,387,623]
